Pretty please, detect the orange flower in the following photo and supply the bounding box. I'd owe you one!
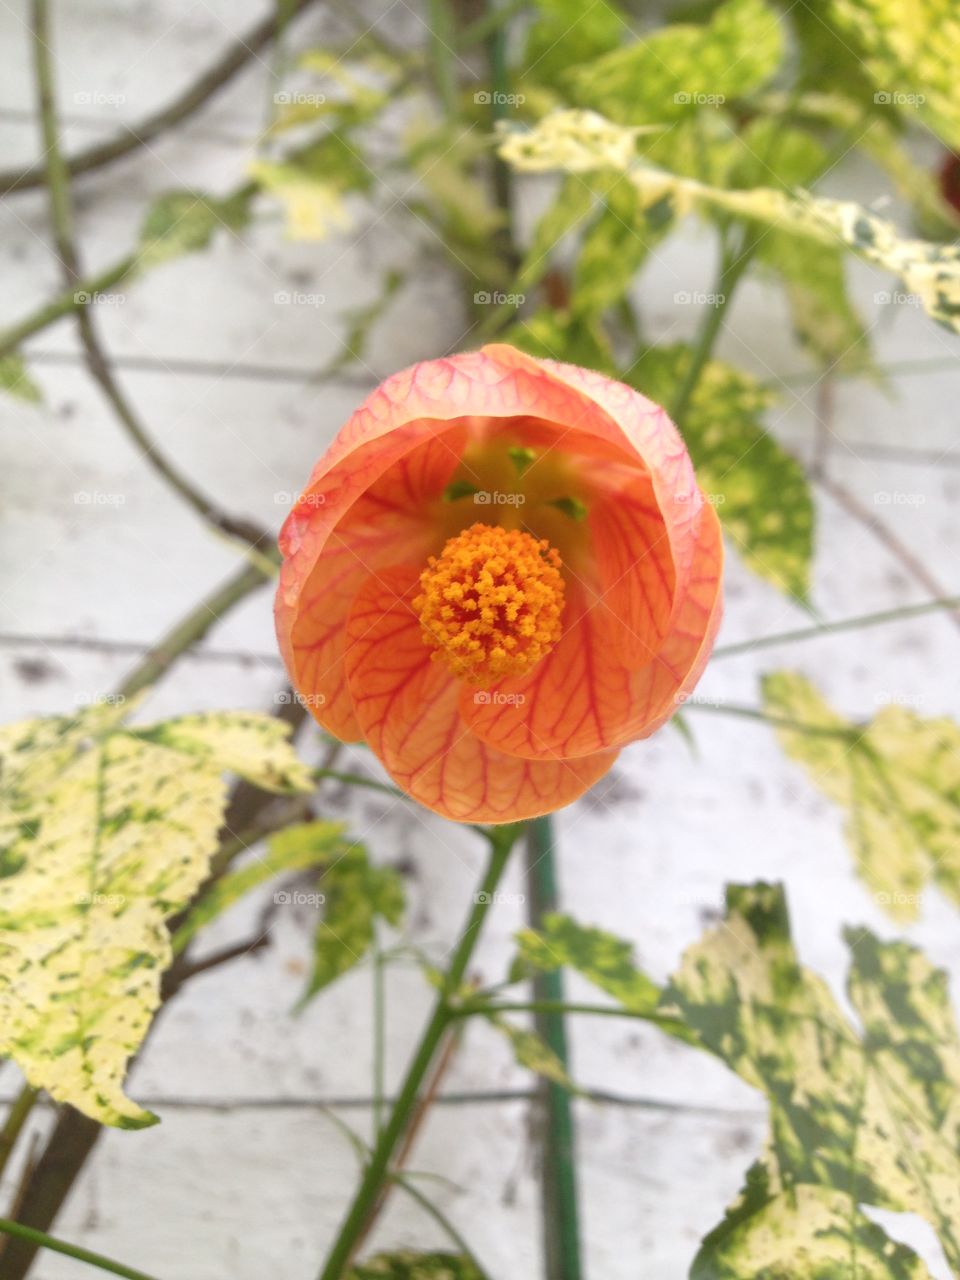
[275,344,723,823]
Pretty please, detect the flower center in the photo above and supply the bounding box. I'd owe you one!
[412,523,565,684]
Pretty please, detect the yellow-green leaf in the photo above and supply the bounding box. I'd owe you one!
[506,308,617,375]
[522,0,626,93]
[251,133,372,241]
[498,109,960,333]
[630,346,813,600]
[517,175,597,291]
[0,354,42,404]
[0,706,312,1128]
[515,913,662,1015]
[172,819,349,952]
[297,836,405,1007]
[763,672,960,920]
[827,0,960,149]
[138,188,253,268]
[570,0,783,126]
[665,883,960,1275]
[695,1175,934,1279]
[490,1016,574,1089]
[759,231,876,376]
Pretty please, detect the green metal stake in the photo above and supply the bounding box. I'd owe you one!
[526,814,584,1280]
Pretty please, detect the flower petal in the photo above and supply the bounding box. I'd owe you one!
[344,566,619,822]
[277,432,464,740]
[587,467,678,665]
[461,501,724,759]
[481,343,703,630]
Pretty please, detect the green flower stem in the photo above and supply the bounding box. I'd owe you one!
[428,0,459,115]
[456,1001,688,1035]
[668,225,762,427]
[0,1219,160,1280]
[316,824,521,1280]
[0,1085,39,1184]
[526,815,582,1280]
[712,595,960,659]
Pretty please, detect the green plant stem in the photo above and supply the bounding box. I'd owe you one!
[457,1000,684,1028]
[526,816,582,1280]
[391,1174,488,1273]
[33,0,277,575]
[0,1086,39,1186]
[712,595,960,659]
[428,0,459,115]
[0,1219,160,1280]
[316,825,520,1280]
[0,258,138,360]
[372,937,387,1138]
[668,225,761,426]
[682,701,861,740]
[115,559,273,700]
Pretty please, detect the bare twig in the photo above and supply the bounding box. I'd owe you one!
[0,0,321,195]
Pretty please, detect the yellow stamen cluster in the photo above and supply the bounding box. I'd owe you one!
[413,523,565,683]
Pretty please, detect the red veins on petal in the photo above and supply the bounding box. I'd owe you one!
[275,344,724,823]
[344,567,619,822]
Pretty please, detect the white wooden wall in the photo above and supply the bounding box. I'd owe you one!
[1,2,958,1276]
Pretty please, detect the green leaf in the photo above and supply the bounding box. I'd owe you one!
[571,178,670,314]
[490,1016,574,1089]
[629,345,813,601]
[759,231,876,377]
[763,672,960,920]
[517,175,597,291]
[498,109,960,333]
[0,354,42,404]
[515,913,663,1015]
[570,0,783,125]
[0,706,312,1128]
[523,0,627,92]
[826,0,960,149]
[664,882,960,1276]
[251,133,371,241]
[505,308,618,374]
[346,1252,483,1279]
[694,1175,933,1279]
[138,188,253,268]
[298,839,405,1007]
[172,819,349,952]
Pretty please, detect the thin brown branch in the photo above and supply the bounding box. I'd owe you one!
[0,0,321,196]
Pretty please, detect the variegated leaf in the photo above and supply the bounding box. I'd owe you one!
[0,706,312,1128]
